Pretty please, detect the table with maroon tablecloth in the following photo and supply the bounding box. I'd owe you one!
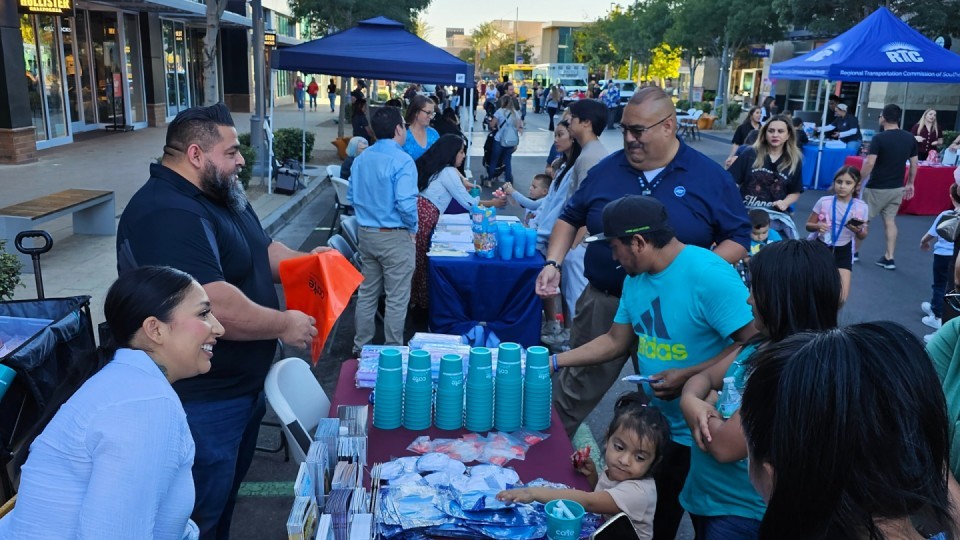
[330,359,591,490]
[844,155,955,216]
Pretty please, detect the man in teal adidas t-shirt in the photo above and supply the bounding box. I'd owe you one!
[554,195,756,539]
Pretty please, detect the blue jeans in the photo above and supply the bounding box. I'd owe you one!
[932,253,952,318]
[690,514,761,540]
[487,140,516,183]
[183,393,266,540]
[295,89,304,109]
[328,93,336,112]
[845,139,861,154]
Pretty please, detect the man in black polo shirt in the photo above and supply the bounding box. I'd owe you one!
[860,103,918,270]
[536,86,750,540]
[117,103,323,540]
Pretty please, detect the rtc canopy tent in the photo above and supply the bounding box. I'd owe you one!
[769,7,960,179]
[269,17,476,185]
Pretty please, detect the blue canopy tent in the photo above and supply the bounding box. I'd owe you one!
[769,7,960,181]
[269,17,476,183]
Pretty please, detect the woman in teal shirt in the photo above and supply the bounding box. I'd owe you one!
[679,240,841,538]
[402,95,440,160]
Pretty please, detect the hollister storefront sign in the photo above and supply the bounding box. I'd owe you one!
[18,0,74,16]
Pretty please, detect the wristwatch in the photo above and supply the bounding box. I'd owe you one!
[543,259,561,271]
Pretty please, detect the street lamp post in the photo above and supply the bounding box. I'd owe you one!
[250,0,267,182]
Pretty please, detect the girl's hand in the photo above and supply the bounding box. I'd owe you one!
[576,456,597,478]
[497,488,535,504]
[681,394,721,452]
[845,222,862,234]
[818,222,829,234]
[915,135,925,143]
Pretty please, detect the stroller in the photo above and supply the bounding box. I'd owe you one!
[481,100,506,183]
[736,207,801,286]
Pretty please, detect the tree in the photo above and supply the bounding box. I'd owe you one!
[488,39,534,70]
[202,0,229,106]
[467,22,506,73]
[774,0,960,37]
[667,0,715,103]
[289,0,432,135]
[573,19,619,72]
[647,43,682,83]
[411,16,432,40]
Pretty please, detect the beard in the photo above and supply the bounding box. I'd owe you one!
[200,162,247,214]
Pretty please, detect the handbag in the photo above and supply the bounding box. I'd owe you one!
[499,112,520,148]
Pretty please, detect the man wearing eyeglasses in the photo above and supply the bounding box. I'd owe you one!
[536,86,750,537]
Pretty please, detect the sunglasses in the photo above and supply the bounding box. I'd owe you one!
[620,114,672,139]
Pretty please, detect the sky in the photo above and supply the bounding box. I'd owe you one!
[421,0,630,47]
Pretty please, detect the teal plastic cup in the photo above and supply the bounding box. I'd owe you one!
[440,354,463,375]
[544,499,585,540]
[408,349,431,371]
[379,348,403,369]
[512,226,526,258]
[499,234,514,260]
[526,346,550,369]
[524,228,537,257]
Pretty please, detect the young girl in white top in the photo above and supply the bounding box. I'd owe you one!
[805,165,869,304]
[497,392,670,540]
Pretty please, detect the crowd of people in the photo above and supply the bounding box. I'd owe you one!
[3,76,960,540]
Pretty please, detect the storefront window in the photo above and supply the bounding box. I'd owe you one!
[90,11,120,125]
[123,13,145,124]
[21,14,69,142]
[162,20,191,118]
[68,12,97,127]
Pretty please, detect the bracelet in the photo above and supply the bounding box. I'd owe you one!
[551,354,560,372]
[544,260,561,271]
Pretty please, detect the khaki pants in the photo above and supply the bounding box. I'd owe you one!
[354,228,415,350]
[553,284,635,437]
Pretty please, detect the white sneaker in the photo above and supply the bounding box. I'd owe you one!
[922,315,942,330]
[924,332,936,344]
[541,320,562,341]
[921,301,935,318]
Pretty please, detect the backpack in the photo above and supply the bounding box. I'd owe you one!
[499,112,520,148]
[936,210,960,242]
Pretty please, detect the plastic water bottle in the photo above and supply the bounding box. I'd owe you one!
[716,377,742,419]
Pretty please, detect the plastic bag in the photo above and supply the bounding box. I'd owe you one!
[279,251,363,364]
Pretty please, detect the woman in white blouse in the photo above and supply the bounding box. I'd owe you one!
[411,134,505,308]
[0,266,224,539]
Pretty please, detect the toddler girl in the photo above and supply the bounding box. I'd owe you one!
[497,392,669,539]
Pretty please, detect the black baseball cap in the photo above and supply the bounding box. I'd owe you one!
[584,195,671,243]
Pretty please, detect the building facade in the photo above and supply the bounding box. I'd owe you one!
[1,0,303,164]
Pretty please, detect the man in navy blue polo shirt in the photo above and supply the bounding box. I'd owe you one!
[536,86,749,539]
[117,103,324,540]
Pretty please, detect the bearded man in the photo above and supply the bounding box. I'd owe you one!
[117,102,326,540]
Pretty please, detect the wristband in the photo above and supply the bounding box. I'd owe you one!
[544,260,561,271]
[552,354,560,372]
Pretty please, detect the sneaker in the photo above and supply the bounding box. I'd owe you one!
[924,332,936,344]
[922,315,942,330]
[875,257,896,270]
[853,252,860,262]
[921,301,935,318]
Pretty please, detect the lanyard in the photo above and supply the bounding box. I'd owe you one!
[831,196,853,247]
[639,170,666,196]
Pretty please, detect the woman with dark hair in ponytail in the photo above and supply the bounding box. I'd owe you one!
[0,266,224,539]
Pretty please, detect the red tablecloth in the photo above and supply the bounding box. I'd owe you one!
[330,359,591,490]
[844,155,955,216]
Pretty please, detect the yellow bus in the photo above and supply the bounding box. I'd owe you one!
[498,64,534,83]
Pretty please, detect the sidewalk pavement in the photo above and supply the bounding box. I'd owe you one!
[0,104,351,328]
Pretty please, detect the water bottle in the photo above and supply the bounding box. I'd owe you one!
[716,377,742,419]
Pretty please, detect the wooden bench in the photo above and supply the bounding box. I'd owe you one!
[0,189,115,267]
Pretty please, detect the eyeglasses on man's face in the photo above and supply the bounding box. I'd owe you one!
[620,114,672,139]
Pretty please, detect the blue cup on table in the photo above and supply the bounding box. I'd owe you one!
[511,225,526,258]
[544,499,585,540]
[0,364,15,402]
[499,233,514,261]
[524,228,537,257]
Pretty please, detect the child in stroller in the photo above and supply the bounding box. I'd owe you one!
[481,99,505,184]
[736,207,800,286]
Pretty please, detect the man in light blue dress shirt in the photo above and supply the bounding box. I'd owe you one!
[349,106,419,353]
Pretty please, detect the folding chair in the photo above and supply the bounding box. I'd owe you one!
[263,358,331,463]
[328,177,353,236]
[339,215,360,254]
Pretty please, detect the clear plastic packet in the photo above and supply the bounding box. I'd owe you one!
[417,452,453,473]
[407,435,433,454]
[513,428,550,447]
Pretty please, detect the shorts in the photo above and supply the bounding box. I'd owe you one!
[863,187,904,220]
[819,240,853,271]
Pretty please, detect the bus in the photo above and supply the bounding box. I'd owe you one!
[498,64,534,83]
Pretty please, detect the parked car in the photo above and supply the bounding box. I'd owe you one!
[600,79,638,104]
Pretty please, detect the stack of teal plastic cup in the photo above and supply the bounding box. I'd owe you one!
[435,353,465,430]
[465,347,494,432]
[403,349,433,430]
[373,348,403,429]
[523,346,552,430]
[494,342,523,432]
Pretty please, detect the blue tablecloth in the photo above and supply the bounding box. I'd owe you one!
[428,252,543,347]
[802,144,857,189]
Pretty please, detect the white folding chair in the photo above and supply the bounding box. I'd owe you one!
[263,357,331,463]
[339,215,360,254]
[326,165,341,181]
[327,234,360,271]
[329,177,353,236]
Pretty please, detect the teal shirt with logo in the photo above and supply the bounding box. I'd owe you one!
[613,245,753,446]
[679,344,767,520]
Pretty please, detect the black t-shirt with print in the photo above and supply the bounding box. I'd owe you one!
[728,147,804,208]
